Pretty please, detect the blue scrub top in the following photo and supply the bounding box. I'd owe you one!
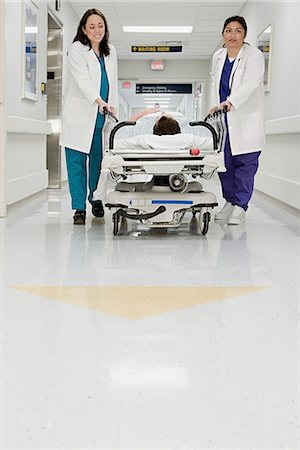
[219,56,235,103]
[94,53,109,130]
[219,56,235,149]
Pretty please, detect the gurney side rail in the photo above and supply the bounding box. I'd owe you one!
[189,121,218,150]
[109,121,136,149]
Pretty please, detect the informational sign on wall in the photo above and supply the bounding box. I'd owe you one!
[23,0,38,101]
[136,83,192,94]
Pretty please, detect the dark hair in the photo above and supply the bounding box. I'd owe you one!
[73,9,110,56]
[153,115,181,136]
[222,15,247,36]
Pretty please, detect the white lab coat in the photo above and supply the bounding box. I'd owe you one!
[60,41,118,154]
[210,43,265,156]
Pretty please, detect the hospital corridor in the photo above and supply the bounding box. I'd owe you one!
[0,0,299,449]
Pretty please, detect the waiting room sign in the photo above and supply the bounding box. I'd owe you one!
[132,46,182,53]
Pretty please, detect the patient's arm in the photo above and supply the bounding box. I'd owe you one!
[128,108,161,122]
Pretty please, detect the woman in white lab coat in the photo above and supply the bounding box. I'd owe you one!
[60,8,118,225]
[209,16,265,225]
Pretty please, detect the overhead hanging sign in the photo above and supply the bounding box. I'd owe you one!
[131,45,182,53]
[136,83,192,94]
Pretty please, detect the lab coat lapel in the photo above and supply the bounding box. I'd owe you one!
[103,53,112,92]
[85,46,101,87]
[228,44,247,89]
[215,49,227,91]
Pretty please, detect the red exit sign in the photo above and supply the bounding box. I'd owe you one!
[150,60,164,71]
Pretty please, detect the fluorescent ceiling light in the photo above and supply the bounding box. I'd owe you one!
[142,94,172,98]
[123,26,192,33]
[144,101,170,104]
[144,99,171,102]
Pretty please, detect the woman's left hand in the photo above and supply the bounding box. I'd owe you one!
[220,100,233,111]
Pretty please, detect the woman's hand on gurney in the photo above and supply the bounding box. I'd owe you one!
[209,101,233,115]
[96,97,112,114]
[220,100,233,111]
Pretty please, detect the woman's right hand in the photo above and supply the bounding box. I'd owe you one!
[96,97,110,114]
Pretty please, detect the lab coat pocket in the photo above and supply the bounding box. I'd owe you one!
[65,97,93,126]
[241,112,262,141]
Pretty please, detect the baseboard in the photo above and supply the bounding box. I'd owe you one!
[6,189,47,215]
[7,170,49,205]
[254,189,300,220]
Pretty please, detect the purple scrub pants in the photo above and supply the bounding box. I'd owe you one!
[219,142,261,211]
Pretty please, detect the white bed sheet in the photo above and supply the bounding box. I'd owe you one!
[114,112,211,140]
[114,133,213,151]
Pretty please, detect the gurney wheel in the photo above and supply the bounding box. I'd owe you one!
[199,211,210,235]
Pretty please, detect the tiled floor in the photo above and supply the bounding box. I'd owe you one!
[1,180,299,449]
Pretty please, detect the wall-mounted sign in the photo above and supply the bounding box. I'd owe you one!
[150,60,164,71]
[131,45,182,53]
[136,83,192,94]
[22,0,38,101]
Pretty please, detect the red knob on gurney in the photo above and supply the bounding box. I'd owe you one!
[190,148,200,155]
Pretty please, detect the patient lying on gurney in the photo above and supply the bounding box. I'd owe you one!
[93,111,224,200]
[112,113,216,188]
[114,113,213,152]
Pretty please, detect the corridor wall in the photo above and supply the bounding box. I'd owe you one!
[239,1,300,212]
[3,0,78,213]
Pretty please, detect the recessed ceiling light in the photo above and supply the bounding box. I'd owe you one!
[143,98,171,101]
[123,26,193,33]
[142,94,172,98]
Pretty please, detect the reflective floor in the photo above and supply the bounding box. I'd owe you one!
[1,179,299,449]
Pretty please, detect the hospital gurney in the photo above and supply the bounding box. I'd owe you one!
[101,109,227,235]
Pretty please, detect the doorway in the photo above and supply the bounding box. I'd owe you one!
[0,0,6,216]
[47,11,63,189]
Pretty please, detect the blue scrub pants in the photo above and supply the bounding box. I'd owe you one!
[65,127,102,211]
[219,141,261,211]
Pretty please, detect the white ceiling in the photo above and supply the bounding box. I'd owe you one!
[69,0,247,110]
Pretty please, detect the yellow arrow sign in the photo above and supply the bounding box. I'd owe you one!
[11,286,268,320]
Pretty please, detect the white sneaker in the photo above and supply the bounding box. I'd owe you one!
[228,205,246,225]
[215,201,233,220]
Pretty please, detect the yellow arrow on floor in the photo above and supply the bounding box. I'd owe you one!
[11,286,268,320]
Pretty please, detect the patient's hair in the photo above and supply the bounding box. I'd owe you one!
[153,115,181,136]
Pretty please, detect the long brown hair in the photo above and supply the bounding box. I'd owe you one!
[73,9,110,56]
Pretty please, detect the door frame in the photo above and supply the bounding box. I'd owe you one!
[0,0,6,217]
[47,8,63,188]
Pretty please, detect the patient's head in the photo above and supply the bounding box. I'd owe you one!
[153,114,181,135]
